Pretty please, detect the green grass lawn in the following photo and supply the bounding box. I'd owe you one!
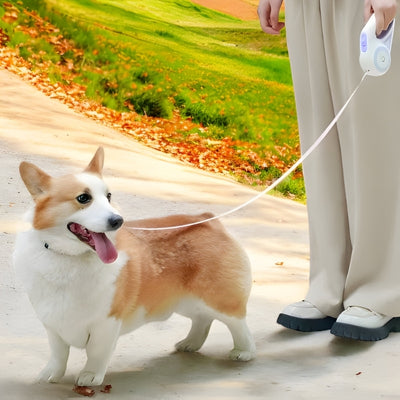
[0,0,303,199]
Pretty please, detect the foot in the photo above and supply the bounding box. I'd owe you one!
[175,338,202,353]
[277,300,336,332]
[77,370,106,386]
[38,361,66,383]
[229,348,255,361]
[331,306,400,341]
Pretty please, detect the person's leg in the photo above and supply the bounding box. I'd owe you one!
[279,0,358,331]
[329,5,400,340]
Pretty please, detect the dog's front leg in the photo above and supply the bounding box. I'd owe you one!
[77,318,121,386]
[38,328,70,383]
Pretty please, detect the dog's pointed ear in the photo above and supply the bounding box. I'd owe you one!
[85,147,104,176]
[19,162,52,200]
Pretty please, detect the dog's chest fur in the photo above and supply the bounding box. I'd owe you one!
[14,230,127,348]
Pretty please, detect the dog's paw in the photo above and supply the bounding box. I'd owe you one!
[229,349,255,362]
[38,363,65,383]
[175,338,202,353]
[77,371,105,387]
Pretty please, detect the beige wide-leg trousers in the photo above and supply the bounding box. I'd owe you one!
[285,0,400,318]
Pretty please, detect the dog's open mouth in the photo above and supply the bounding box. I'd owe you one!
[68,222,118,264]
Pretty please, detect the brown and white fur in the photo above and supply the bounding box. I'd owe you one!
[13,147,255,387]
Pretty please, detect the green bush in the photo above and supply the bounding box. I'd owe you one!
[127,89,172,118]
[276,174,305,200]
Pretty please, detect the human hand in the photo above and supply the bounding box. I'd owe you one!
[364,0,397,35]
[258,0,285,35]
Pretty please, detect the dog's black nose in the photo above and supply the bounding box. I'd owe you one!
[108,214,124,230]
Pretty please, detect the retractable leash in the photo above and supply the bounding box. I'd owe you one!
[127,14,394,232]
[360,14,395,76]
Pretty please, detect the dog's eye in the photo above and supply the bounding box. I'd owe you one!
[107,193,112,202]
[76,193,92,204]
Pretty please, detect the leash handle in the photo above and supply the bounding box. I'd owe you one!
[360,14,395,76]
[127,73,368,231]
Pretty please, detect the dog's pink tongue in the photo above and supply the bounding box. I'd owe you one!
[91,232,118,264]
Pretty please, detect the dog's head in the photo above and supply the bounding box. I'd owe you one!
[19,147,123,264]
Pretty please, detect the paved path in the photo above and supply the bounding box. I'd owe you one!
[0,69,397,399]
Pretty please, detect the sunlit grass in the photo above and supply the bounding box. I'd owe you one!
[0,0,304,199]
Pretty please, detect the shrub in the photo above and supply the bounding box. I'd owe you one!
[126,89,172,118]
[176,93,229,128]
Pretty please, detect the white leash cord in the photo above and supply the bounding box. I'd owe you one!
[127,73,368,231]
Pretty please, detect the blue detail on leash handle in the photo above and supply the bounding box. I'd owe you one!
[360,14,395,76]
[127,14,394,231]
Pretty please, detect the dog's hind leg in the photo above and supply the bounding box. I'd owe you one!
[175,315,213,353]
[223,317,256,361]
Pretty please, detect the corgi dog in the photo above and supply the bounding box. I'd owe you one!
[13,147,255,387]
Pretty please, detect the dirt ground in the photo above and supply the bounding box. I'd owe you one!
[192,0,259,20]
